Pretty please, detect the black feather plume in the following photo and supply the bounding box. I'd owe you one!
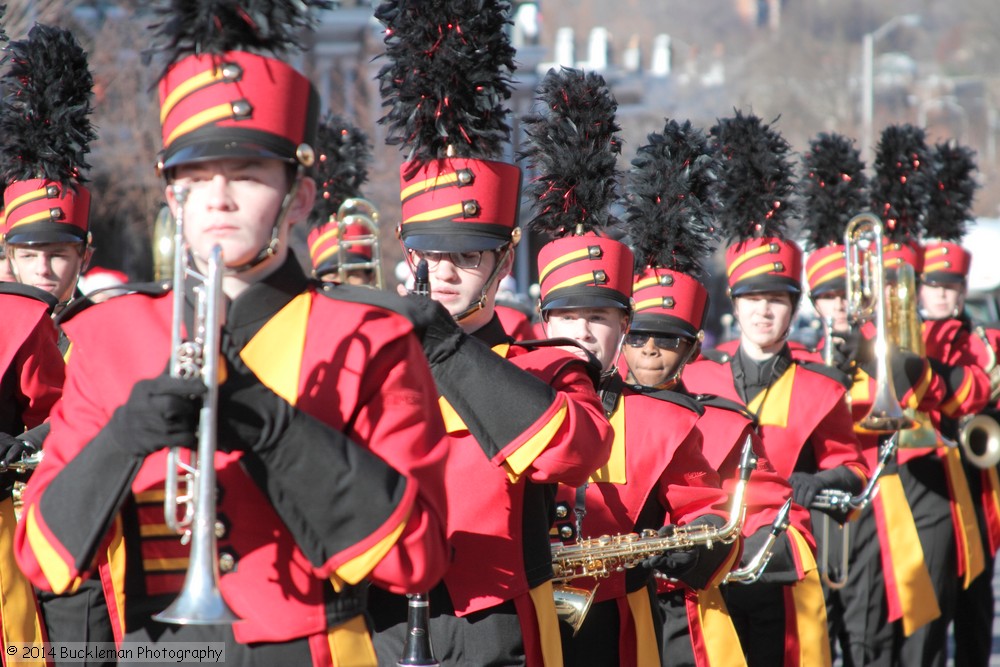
[869,124,931,242]
[310,113,372,228]
[375,0,516,167]
[147,0,334,69]
[799,133,868,250]
[924,141,977,242]
[625,119,717,277]
[710,110,797,243]
[521,68,622,238]
[0,24,96,185]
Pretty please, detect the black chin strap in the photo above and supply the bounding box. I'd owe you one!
[188,171,303,276]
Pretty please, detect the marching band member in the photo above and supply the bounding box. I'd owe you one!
[15,2,450,664]
[683,111,868,667]
[918,140,997,667]
[525,78,737,667]
[368,3,613,665]
[799,132,943,665]
[865,125,988,667]
[306,113,381,287]
[621,118,802,667]
[0,23,119,664]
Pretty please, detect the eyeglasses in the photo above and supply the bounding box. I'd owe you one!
[408,248,485,270]
[624,332,686,350]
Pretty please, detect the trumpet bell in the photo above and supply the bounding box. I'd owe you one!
[152,570,240,625]
[553,583,597,636]
[959,411,1000,469]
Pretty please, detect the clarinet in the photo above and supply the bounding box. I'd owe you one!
[398,257,439,667]
[412,259,430,296]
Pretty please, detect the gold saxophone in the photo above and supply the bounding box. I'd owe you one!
[551,435,756,633]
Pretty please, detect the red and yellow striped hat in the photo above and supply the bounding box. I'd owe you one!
[805,244,847,296]
[158,52,319,171]
[4,180,91,246]
[632,267,708,338]
[537,233,634,311]
[920,241,970,284]
[725,237,803,297]
[398,157,522,252]
[883,240,923,273]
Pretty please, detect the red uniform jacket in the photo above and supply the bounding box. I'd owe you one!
[15,261,449,647]
[434,317,613,616]
[683,350,867,482]
[495,304,537,342]
[552,380,734,604]
[0,286,63,666]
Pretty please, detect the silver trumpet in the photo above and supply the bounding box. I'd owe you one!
[552,435,757,633]
[0,450,43,474]
[153,185,240,625]
[724,498,793,585]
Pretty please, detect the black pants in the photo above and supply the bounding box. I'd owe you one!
[38,578,115,667]
[370,583,527,667]
[120,620,313,667]
[657,590,697,667]
[897,456,958,667]
[821,504,897,667]
[722,581,787,667]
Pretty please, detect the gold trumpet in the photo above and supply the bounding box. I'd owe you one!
[551,436,756,633]
[154,185,239,626]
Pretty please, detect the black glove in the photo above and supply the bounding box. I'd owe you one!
[641,525,699,579]
[0,432,34,468]
[217,348,298,454]
[788,471,826,508]
[401,294,466,364]
[103,373,205,458]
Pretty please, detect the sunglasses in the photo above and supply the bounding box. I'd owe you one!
[624,332,686,350]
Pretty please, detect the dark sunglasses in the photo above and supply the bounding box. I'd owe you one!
[624,332,686,350]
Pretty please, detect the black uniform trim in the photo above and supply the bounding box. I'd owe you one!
[430,320,560,461]
[692,393,758,425]
[700,348,731,364]
[38,432,142,574]
[0,281,60,314]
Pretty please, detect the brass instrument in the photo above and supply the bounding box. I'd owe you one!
[956,326,1000,469]
[153,185,240,625]
[724,498,792,585]
[336,198,383,289]
[844,213,914,433]
[812,433,898,589]
[152,204,175,282]
[812,431,899,514]
[552,436,757,633]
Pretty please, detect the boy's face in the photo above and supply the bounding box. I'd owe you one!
[544,306,628,371]
[7,242,90,302]
[167,158,314,271]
